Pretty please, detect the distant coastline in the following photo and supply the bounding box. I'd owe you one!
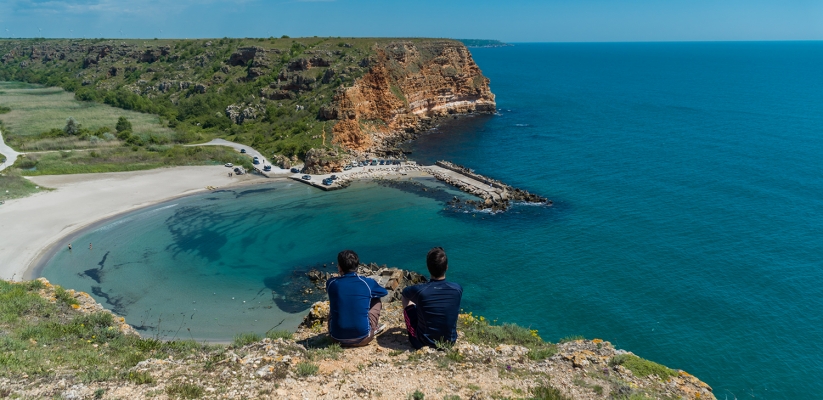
[458,39,513,48]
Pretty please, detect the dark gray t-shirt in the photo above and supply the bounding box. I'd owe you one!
[402,279,463,345]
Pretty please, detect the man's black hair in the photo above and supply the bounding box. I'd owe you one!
[426,247,448,278]
[337,250,359,273]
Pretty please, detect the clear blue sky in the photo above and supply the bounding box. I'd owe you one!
[1,0,821,42]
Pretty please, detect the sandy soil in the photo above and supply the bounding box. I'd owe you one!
[0,166,268,280]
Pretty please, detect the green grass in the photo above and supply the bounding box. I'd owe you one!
[126,370,154,385]
[409,390,425,400]
[0,169,47,200]
[15,145,251,176]
[265,329,293,340]
[0,280,214,381]
[307,342,343,361]
[528,385,570,400]
[558,335,585,343]
[233,332,262,347]
[295,361,319,377]
[609,354,678,380]
[166,383,204,399]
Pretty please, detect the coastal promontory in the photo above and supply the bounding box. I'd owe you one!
[0,38,495,174]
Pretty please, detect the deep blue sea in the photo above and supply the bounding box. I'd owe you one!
[42,42,823,398]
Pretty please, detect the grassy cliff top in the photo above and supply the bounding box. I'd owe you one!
[0,37,472,163]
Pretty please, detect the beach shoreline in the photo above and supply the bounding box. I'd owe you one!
[7,164,451,282]
[0,166,274,281]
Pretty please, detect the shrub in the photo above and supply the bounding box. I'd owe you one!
[115,116,133,133]
[54,286,79,307]
[64,117,79,136]
[609,354,677,380]
[409,390,424,400]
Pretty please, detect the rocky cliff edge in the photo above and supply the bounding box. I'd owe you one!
[0,277,715,400]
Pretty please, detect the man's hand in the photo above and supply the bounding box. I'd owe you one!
[402,295,414,309]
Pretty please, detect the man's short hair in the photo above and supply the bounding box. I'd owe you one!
[426,247,448,278]
[337,250,359,273]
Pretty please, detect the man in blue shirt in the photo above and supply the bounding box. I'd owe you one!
[326,250,388,346]
[402,247,463,349]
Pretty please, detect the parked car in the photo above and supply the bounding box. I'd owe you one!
[263,165,272,171]
[370,160,378,166]
[240,148,246,153]
[224,163,233,167]
[330,175,338,180]
[291,167,300,173]
[343,165,352,171]
[302,175,311,180]
[322,179,333,186]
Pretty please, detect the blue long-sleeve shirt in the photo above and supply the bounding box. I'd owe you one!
[326,272,388,341]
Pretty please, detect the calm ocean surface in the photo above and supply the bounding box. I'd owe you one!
[42,42,823,398]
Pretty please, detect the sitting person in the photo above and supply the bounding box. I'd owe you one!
[402,247,463,349]
[326,250,388,346]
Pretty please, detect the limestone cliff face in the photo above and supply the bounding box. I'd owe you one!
[323,40,496,154]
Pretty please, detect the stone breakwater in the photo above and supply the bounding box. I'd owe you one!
[426,160,550,212]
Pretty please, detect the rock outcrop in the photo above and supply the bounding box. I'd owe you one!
[302,147,348,174]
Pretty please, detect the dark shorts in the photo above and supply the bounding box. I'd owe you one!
[403,305,428,350]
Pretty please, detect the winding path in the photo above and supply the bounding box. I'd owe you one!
[0,128,23,172]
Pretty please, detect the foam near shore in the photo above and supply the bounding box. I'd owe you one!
[0,165,268,281]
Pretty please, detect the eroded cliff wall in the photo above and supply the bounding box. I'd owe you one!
[322,40,496,155]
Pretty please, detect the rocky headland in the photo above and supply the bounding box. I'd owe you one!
[0,38,495,175]
[0,273,715,399]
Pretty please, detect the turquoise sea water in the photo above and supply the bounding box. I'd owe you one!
[42,42,823,398]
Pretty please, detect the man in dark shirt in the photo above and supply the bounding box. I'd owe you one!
[401,247,463,349]
[326,250,388,346]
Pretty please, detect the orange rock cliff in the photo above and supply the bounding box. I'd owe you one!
[317,40,495,160]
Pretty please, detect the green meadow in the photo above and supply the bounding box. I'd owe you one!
[0,81,173,140]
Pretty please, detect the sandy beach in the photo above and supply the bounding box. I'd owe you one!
[0,166,268,281]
